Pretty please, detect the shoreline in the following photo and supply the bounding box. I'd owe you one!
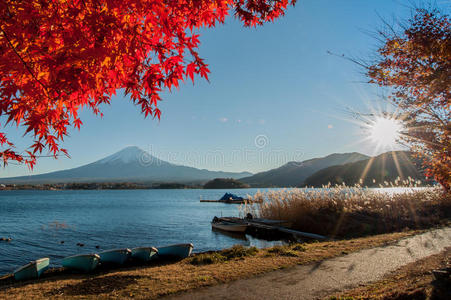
[0,184,436,191]
[1,227,441,299]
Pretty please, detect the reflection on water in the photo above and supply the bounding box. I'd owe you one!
[371,187,428,195]
[211,227,248,241]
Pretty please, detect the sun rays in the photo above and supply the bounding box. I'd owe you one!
[335,100,416,184]
[357,113,411,183]
[368,117,403,148]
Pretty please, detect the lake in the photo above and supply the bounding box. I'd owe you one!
[0,188,284,275]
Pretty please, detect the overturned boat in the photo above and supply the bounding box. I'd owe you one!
[131,247,158,262]
[62,254,100,272]
[99,248,131,265]
[14,258,49,281]
[157,243,193,259]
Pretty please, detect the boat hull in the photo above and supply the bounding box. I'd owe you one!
[211,222,248,233]
[131,247,158,262]
[157,243,193,259]
[62,254,100,272]
[99,248,131,264]
[14,258,49,281]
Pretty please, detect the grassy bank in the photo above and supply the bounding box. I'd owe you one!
[328,248,450,299]
[0,230,423,300]
[247,184,450,238]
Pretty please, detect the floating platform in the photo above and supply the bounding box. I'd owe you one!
[200,199,256,204]
[220,217,292,228]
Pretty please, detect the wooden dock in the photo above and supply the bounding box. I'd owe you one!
[200,199,256,204]
[216,217,328,241]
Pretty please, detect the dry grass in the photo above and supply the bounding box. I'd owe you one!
[0,230,420,300]
[328,247,451,300]
[245,183,451,238]
[189,245,259,265]
[266,244,305,257]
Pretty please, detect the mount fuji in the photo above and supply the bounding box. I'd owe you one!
[0,146,252,184]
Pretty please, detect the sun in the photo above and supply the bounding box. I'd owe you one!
[369,117,403,147]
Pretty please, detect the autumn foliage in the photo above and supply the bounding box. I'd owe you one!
[368,9,450,190]
[0,0,295,168]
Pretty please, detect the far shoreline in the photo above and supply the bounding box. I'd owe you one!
[0,182,434,191]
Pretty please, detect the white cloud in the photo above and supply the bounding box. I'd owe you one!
[219,117,228,123]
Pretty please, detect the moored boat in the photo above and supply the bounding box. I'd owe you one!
[14,258,49,281]
[99,248,131,264]
[131,247,158,262]
[211,220,248,233]
[157,243,193,259]
[62,254,100,272]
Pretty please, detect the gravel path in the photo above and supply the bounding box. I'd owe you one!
[167,227,451,300]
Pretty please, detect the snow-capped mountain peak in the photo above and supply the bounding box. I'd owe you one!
[0,146,252,184]
[96,146,149,164]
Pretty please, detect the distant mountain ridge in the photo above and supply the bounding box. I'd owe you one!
[303,151,428,187]
[0,146,252,184]
[240,152,370,187]
[1,148,428,187]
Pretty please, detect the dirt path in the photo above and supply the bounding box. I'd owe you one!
[166,227,451,300]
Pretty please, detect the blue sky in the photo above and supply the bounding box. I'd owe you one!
[2,0,447,177]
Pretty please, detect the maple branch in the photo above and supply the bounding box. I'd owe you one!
[0,26,50,96]
[0,152,63,160]
[0,0,295,171]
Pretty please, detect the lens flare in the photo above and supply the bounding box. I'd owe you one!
[369,117,403,147]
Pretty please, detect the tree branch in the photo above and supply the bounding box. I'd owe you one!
[0,26,50,97]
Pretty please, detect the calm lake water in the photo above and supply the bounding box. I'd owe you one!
[0,188,284,275]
